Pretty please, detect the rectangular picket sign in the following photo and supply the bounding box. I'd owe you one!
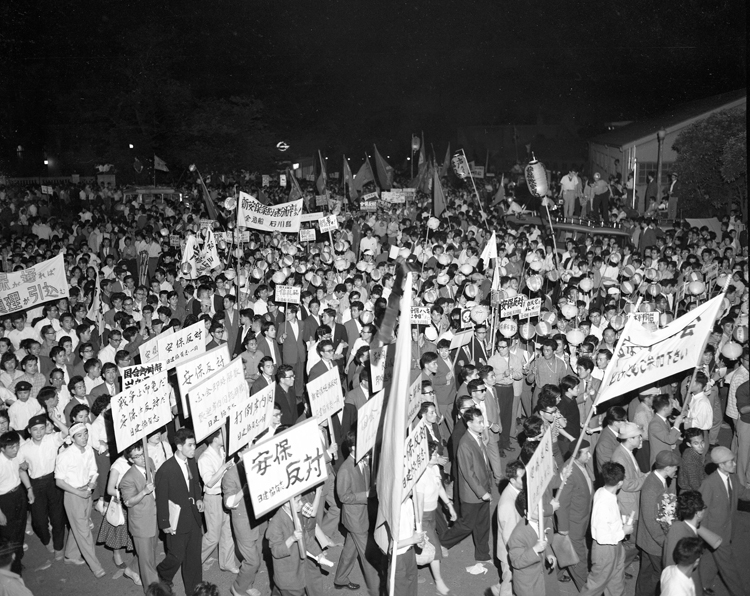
[356,390,384,462]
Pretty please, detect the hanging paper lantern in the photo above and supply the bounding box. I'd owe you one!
[238,273,247,287]
[527,275,543,292]
[547,269,559,282]
[561,304,578,320]
[251,267,263,280]
[644,268,658,281]
[464,284,478,299]
[519,322,536,340]
[529,261,543,272]
[688,271,704,283]
[361,311,375,325]
[535,321,552,336]
[721,341,743,360]
[621,265,635,278]
[423,289,437,303]
[631,273,642,286]
[540,311,557,326]
[525,253,537,264]
[334,258,348,271]
[524,154,548,198]
[623,303,636,314]
[579,278,593,292]
[224,269,236,281]
[180,262,191,275]
[566,329,585,346]
[471,305,489,324]
[640,301,654,313]
[647,283,662,297]
[160,228,169,237]
[688,281,706,296]
[660,313,674,327]
[621,280,635,295]
[224,196,237,210]
[499,319,518,338]
[454,273,465,285]
[412,135,422,152]
[733,325,748,343]
[427,217,441,230]
[505,288,518,298]
[717,273,730,288]
[611,314,627,330]
[272,271,287,284]
[459,264,474,276]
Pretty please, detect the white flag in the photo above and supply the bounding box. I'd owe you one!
[480,231,497,262]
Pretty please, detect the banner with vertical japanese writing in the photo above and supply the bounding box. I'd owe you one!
[187,357,247,443]
[306,366,344,421]
[237,192,303,233]
[111,370,172,452]
[243,418,328,516]
[0,254,69,315]
[369,346,386,394]
[227,383,275,456]
[122,361,166,391]
[526,426,554,512]
[175,345,231,417]
[139,328,173,365]
[401,417,429,500]
[406,373,425,423]
[356,390,384,463]
[157,320,206,370]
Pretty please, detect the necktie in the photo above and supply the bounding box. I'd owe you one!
[727,478,733,502]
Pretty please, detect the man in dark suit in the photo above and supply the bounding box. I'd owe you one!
[278,305,306,395]
[699,446,750,596]
[233,308,255,358]
[321,309,349,364]
[448,397,475,506]
[249,357,275,396]
[441,407,492,562]
[343,302,363,347]
[557,440,594,591]
[256,320,282,367]
[89,362,121,399]
[648,394,684,468]
[120,442,159,588]
[274,365,302,428]
[301,300,322,344]
[333,432,380,595]
[635,449,679,596]
[222,295,240,356]
[664,172,680,221]
[341,369,370,439]
[594,406,627,482]
[308,340,337,383]
[155,428,204,595]
[663,490,706,595]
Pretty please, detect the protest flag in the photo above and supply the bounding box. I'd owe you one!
[418,132,426,166]
[154,155,169,172]
[316,150,328,195]
[373,145,394,190]
[288,168,304,202]
[432,167,446,217]
[480,231,498,263]
[257,189,269,205]
[342,155,354,199]
[440,143,451,178]
[375,271,414,595]
[352,157,375,196]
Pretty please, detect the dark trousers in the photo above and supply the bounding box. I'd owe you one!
[441,500,491,561]
[497,385,514,450]
[393,547,418,596]
[30,473,65,551]
[0,486,28,575]
[333,529,380,596]
[157,525,203,596]
[701,542,744,596]
[567,531,590,591]
[592,193,609,223]
[635,549,662,596]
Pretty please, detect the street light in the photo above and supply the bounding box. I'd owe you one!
[656,128,666,206]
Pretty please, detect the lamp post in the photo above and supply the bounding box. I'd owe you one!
[656,128,666,202]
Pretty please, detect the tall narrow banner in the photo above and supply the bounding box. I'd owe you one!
[157,320,206,370]
[406,373,426,423]
[187,357,246,443]
[175,345,231,417]
[237,191,303,233]
[227,383,275,456]
[356,390,385,463]
[306,367,344,421]
[526,426,554,512]
[370,346,386,394]
[111,370,172,452]
[595,293,725,407]
[402,417,429,500]
[0,254,69,315]
[243,418,328,517]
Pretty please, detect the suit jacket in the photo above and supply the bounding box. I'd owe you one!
[699,470,750,543]
[343,318,362,348]
[301,315,321,344]
[154,456,203,533]
[274,384,300,428]
[611,444,646,520]
[279,320,306,366]
[341,386,368,438]
[648,414,681,468]
[663,520,699,567]
[120,460,157,538]
[595,426,619,477]
[223,309,240,356]
[496,483,521,561]
[267,507,305,590]
[636,471,674,555]
[456,430,491,504]
[507,521,555,596]
[234,325,254,358]
[476,389,501,445]
[222,460,261,539]
[556,462,593,536]
[89,379,122,399]
[330,323,349,359]
[336,456,371,534]
[249,374,273,396]
[257,335,282,366]
[308,359,335,383]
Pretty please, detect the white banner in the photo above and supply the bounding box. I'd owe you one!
[139,328,173,365]
[243,418,328,516]
[237,192,303,233]
[406,373,427,423]
[596,293,725,407]
[381,191,406,204]
[157,320,206,370]
[175,344,231,417]
[227,383,275,456]
[356,390,384,463]
[369,346,386,394]
[111,370,172,452]
[275,285,301,304]
[402,417,429,500]
[0,254,69,316]
[526,426,554,512]
[307,366,344,421]
[318,214,339,234]
[187,357,246,443]
[122,361,166,391]
[195,229,222,274]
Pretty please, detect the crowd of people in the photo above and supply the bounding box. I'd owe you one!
[0,164,748,596]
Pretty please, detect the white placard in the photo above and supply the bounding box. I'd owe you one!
[306,366,344,421]
[111,370,172,452]
[402,417,429,500]
[243,418,328,517]
[449,329,473,351]
[362,191,379,200]
[0,254,70,316]
[122,361,166,391]
[262,175,270,187]
[370,346,386,394]
[139,328,173,365]
[630,311,658,327]
[227,383,275,456]
[407,373,427,423]
[175,344,231,417]
[300,229,317,242]
[315,195,328,207]
[187,357,246,443]
[356,390,384,463]
[410,307,431,325]
[275,285,301,304]
[360,200,377,212]
[279,174,287,187]
[318,214,339,234]
[237,192,303,233]
[500,295,526,318]
[526,426,554,512]
[519,297,542,319]
[41,185,53,195]
[157,320,206,370]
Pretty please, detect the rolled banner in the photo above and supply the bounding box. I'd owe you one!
[696,525,722,550]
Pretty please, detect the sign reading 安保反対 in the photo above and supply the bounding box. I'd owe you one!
[157,320,206,370]
[175,345,231,417]
[187,357,247,443]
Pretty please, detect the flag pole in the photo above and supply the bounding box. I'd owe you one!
[461,149,490,232]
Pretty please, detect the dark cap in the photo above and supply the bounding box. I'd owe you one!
[15,381,32,393]
[655,450,681,468]
[27,414,48,429]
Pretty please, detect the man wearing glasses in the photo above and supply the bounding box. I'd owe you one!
[467,378,503,483]
[274,365,302,427]
[309,340,337,382]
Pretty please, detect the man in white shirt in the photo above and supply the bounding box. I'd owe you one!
[660,537,704,596]
[7,314,39,351]
[685,372,713,447]
[0,430,34,575]
[54,423,105,576]
[559,169,581,219]
[8,382,43,432]
[97,330,123,367]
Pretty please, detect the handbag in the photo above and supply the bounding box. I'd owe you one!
[551,532,579,568]
[415,535,436,566]
[106,497,126,527]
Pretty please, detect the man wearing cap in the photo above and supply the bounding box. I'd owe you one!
[611,421,647,570]
[18,414,67,560]
[8,382,43,433]
[698,446,750,596]
[635,449,680,596]
[54,423,105,576]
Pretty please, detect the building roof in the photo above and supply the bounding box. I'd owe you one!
[590,89,746,148]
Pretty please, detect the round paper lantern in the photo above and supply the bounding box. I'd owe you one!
[717,273,730,288]
[721,341,743,360]
[535,321,552,337]
[621,265,635,278]
[733,325,748,343]
[660,313,674,327]
[639,301,654,313]
[525,253,537,264]
[460,264,474,276]
[529,261,543,272]
[519,322,536,340]
[623,303,636,314]
[257,260,268,271]
[688,272,704,283]
[524,156,548,198]
[540,311,557,326]
[611,315,627,330]
[566,328,585,346]
[647,283,662,297]
[505,288,518,298]
[579,278,593,292]
[547,269,559,282]
[238,273,247,287]
[251,268,263,280]
[621,280,635,295]
[296,264,307,274]
[527,275,543,292]
[272,271,287,284]
[281,255,294,267]
[160,228,169,237]
[470,305,489,324]
[644,268,658,281]
[224,269,236,281]
[180,262,191,275]
[427,217,441,230]
[361,311,375,325]
[224,196,237,210]
[438,254,452,266]
[454,273,465,285]
[631,273,642,286]
[499,319,518,338]
[561,304,578,320]
[399,248,411,259]
[423,289,437,303]
[464,284,478,299]
[334,258,348,271]
[688,281,706,296]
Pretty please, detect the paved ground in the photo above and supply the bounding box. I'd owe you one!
[22,432,750,596]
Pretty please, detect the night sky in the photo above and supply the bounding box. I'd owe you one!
[2,0,746,167]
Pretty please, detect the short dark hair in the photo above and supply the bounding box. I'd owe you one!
[174,428,195,446]
[275,364,294,382]
[672,536,704,566]
[506,459,525,481]
[601,461,625,486]
[652,395,671,413]
[0,431,21,449]
[461,406,483,425]
[684,427,704,443]
[676,490,706,521]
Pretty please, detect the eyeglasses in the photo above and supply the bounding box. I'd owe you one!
[284,374,295,379]
[322,348,334,353]
[473,386,487,392]
[422,390,435,395]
